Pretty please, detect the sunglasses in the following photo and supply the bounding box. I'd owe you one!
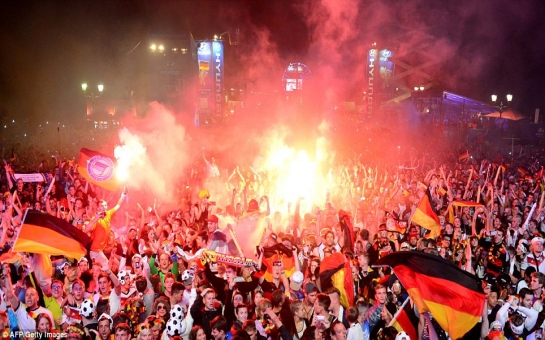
[157,305,167,310]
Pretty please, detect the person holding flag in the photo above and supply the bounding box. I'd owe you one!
[84,185,128,270]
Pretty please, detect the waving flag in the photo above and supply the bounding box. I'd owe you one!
[261,243,295,281]
[14,211,92,259]
[411,195,441,237]
[375,251,485,340]
[458,151,469,163]
[78,148,120,191]
[319,252,354,308]
[389,298,418,340]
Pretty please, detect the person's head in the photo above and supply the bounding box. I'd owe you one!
[304,282,319,305]
[487,287,499,308]
[114,323,131,340]
[207,215,219,233]
[189,325,206,340]
[519,287,533,308]
[98,313,113,340]
[530,272,545,292]
[314,293,331,315]
[153,297,170,318]
[532,237,544,253]
[355,298,370,324]
[257,298,272,318]
[25,287,40,309]
[159,253,171,271]
[346,305,359,326]
[80,270,96,293]
[196,230,209,248]
[235,303,248,323]
[225,265,237,282]
[132,254,144,275]
[242,320,258,340]
[137,325,152,340]
[51,279,64,299]
[210,316,228,340]
[36,313,53,332]
[202,288,217,310]
[171,281,185,304]
[233,290,244,307]
[98,272,111,295]
[78,257,89,272]
[164,273,176,292]
[375,284,387,305]
[326,287,341,311]
[290,300,305,320]
[329,321,347,340]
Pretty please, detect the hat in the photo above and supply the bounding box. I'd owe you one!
[198,189,210,199]
[531,236,544,245]
[247,199,260,213]
[489,320,503,332]
[320,228,332,237]
[378,224,387,231]
[304,282,318,294]
[289,271,304,291]
[77,257,88,264]
[206,215,219,223]
[400,242,411,251]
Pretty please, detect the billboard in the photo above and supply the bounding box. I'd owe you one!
[197,41,224,124]
[367,49,377,116]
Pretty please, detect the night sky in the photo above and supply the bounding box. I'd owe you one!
[1,0,545,124]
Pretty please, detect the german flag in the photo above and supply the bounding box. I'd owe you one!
[411,195,441,238]
[390,298,418,340]
[458,151,469,163]
[447,201,485,224]
[14,211,92,259]
[338,210,355,249]
[518,167,528,176]
[78,148,120,192]
[319,252,354,308]
[375,251,485,340]
[262,243,295,282]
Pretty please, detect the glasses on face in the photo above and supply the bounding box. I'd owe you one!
[157,305,167,310]
[52,285,62,290]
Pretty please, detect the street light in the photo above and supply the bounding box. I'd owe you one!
[81,83,104,116]
[491,93,513,118]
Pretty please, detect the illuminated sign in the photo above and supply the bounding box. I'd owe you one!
[367,49,377,115]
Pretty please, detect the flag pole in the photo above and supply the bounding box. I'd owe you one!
[388,296,411,327]
[12,208,30,253]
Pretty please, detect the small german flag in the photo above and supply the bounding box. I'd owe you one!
[390,298,418,340]
[375,251,485,340]
[458,151,469,163]
[518,167,528,176]
[262,244,295,282]
[14,211,92,259]
[411,195,441,238]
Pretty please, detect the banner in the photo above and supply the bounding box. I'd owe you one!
[196,40,223,125]
[201,250,255,268]
[14,173,53,182]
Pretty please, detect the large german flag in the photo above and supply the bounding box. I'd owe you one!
[411,195,441,238]
[14,211,92,259]
[319,252,354,308]
[78,148,120,192]
[375,251,484,340]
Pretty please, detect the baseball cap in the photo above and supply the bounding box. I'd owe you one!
[207,215,219,223]
[289,271,304,291]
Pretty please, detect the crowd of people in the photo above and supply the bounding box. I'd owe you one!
[1,132,545,340]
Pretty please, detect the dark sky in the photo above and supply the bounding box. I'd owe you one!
[1,0,544,124]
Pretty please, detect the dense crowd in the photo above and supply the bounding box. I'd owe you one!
[1,133,545,340]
